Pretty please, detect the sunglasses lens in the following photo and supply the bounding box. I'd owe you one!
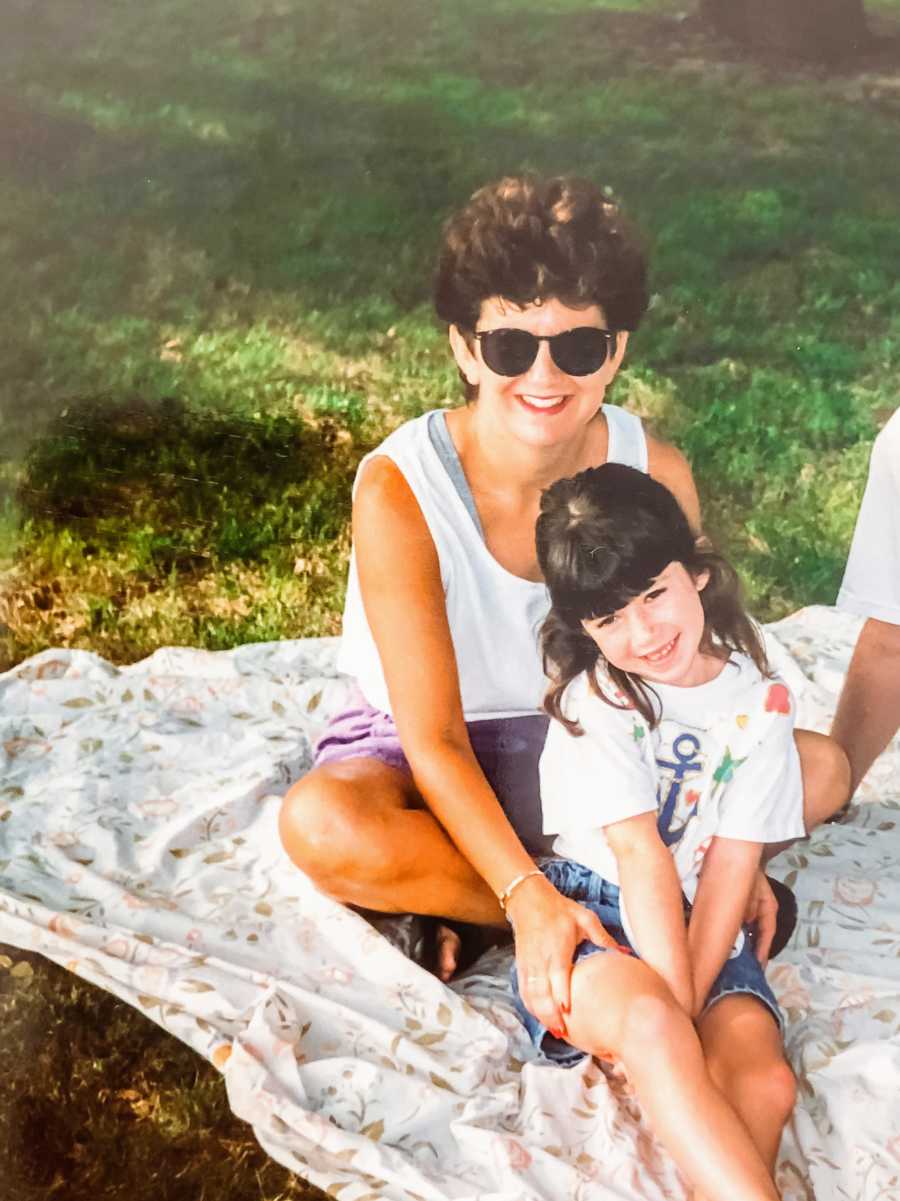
[477,327,614,377]
[551,328,611,376]
[479,329,538,376]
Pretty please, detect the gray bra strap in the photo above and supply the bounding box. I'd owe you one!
[427,411,485,539]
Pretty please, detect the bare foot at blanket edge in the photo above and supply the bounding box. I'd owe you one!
[437,923,462,982]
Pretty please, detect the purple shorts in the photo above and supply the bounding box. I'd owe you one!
[314,690,553,855]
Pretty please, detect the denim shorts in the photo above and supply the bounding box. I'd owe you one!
[511,858,783,1068]
[314,688,553,855]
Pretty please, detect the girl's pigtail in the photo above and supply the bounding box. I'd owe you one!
[695,551,771,680]
[589,662,661,728]
[541,609,597,735]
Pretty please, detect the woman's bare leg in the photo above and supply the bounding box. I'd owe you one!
[563,955,779,1201]
[698,997,796,1173]
[279,758,505,924]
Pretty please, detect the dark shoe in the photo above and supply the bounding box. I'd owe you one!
[825,801,853,824]
[767,875,798,959]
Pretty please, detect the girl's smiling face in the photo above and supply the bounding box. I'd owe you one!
[581,561,723,688]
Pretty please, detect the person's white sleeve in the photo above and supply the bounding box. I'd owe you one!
[539,683,658,835]
[714,680,806,843]
[837,409,900,625]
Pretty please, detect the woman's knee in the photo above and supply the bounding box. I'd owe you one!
[278,767,380,893]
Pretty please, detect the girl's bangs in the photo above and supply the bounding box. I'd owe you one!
[556,545,674,624]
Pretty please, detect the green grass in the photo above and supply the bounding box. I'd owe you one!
[2,1,900,1196]
[3,0,899,669]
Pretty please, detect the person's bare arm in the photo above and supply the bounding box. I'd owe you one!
[354,457,528,888]
[646,436,702,534]
[831,617,900,795]
[688,837,763,1017]
[354,457,613,1027]
[606,812,694,1014]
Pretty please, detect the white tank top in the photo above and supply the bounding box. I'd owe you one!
[336,404,649,719]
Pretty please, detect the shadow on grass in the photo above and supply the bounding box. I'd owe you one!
[0,392,361,669]
[16,394,357,562]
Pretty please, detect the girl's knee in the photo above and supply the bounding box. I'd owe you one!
[797,729,851,826]
[707,1043,797,1121]
[755,1056,797,1121]
[569,957,688,1060]
[620,987,687,1049]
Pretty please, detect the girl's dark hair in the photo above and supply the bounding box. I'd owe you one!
[434,176,649,394]
[536,464,769,731]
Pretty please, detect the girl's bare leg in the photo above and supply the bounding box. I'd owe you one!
[279,757,505,923]
[795,729,850,831]
[765,730,850,863]
[698,997,796,1173]
[563,955,780,1201]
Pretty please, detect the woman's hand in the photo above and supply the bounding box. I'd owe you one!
[507,874,617,1038]
[744,869,778,965]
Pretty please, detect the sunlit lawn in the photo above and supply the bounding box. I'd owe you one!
[2,0,900,1196]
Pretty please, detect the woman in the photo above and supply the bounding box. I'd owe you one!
[279,175,848,1044]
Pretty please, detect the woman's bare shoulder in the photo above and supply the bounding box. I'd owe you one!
[353,453,437,563]
[645,432,701,533]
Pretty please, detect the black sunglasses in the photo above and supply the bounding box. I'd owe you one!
[473,326,616,378]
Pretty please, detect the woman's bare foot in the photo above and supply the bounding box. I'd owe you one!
[436,923,462,982]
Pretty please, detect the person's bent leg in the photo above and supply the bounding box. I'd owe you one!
[279,758,504,925]
[562,954,779,1201]
[795,728,851,831]
[766,729,850,861]
[698,996,796,1172]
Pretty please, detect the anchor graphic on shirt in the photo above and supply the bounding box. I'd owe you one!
[656,733,703,846]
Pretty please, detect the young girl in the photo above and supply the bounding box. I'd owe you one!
[512,463,805,1201]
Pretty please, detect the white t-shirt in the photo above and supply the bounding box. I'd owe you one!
[337,405,648,718]
[837,409,900,625]
[540,654,806,946]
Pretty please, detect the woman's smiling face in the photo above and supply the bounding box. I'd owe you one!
[581,561,721,688]
[450,296,628,450]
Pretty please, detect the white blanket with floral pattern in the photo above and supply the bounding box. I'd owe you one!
[1,605,898,1200]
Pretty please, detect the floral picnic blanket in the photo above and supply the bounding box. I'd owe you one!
[1,605,898,1200]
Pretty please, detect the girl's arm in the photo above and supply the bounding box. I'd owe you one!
[354,457,613,1028]
[605,812,694,1014]
[687,836,763,1018]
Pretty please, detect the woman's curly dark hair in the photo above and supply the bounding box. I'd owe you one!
[433,175,649,339]
[536,464,769,731]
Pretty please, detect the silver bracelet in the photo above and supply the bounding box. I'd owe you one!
[497,868,544,917]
